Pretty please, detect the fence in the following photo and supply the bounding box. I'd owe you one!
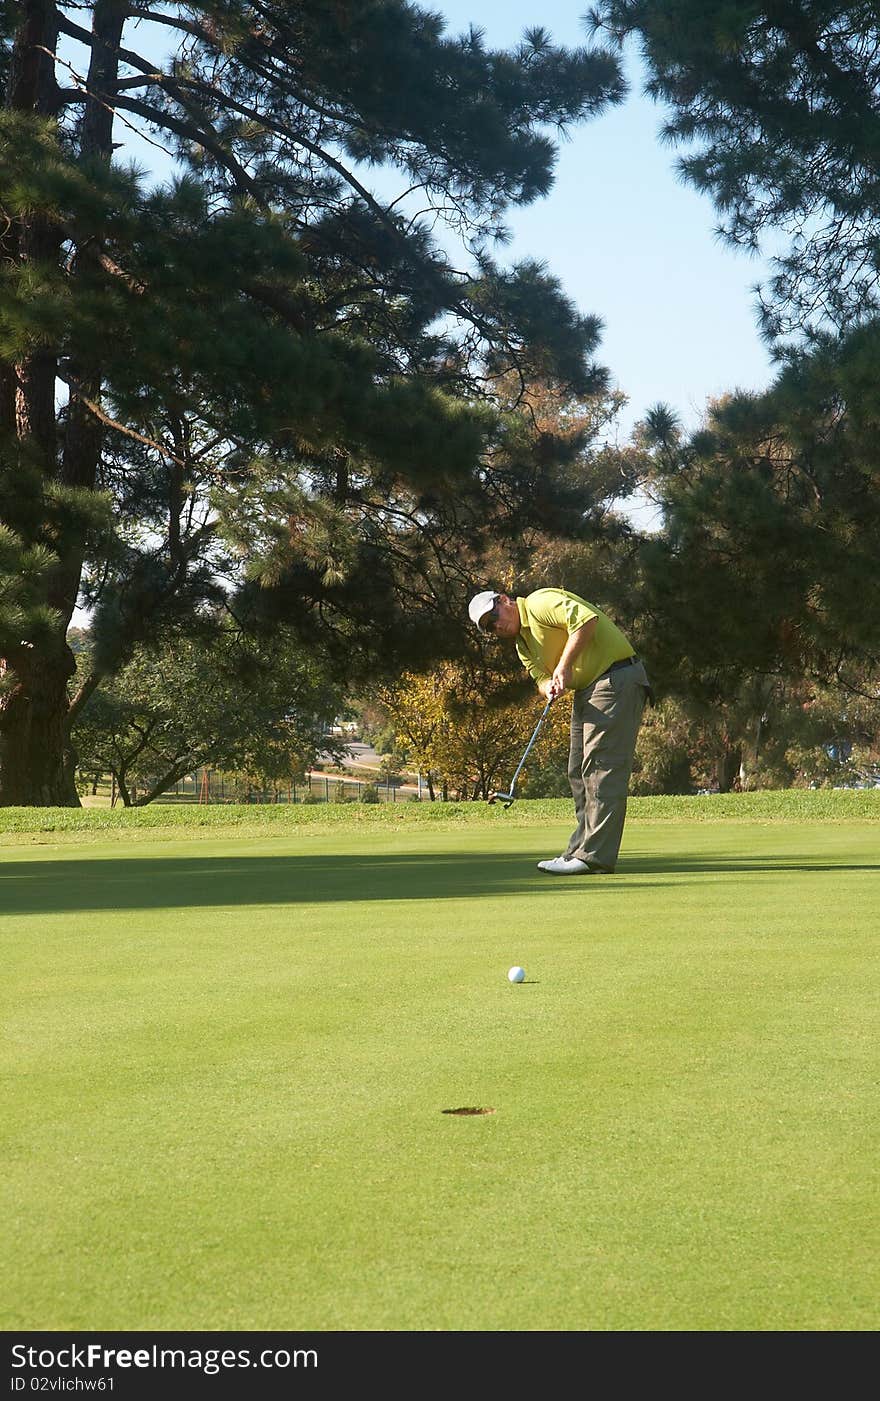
[164,770,418,804]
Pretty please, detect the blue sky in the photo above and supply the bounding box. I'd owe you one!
[431,1,778,439]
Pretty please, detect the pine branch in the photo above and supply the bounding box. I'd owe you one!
[47,46,177,155]
[126,4,378,140]
[112,91,259,195]
[123,6,212,44]
[61,225,147,294]
[57,370,187,466]
[67,667,104,725]
[56,14,259,194]
[55,12,529,371]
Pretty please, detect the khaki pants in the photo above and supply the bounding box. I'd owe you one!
[565,659,651,872]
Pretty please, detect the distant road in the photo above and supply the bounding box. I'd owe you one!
[312,740,422,796]
[338,741,382,769]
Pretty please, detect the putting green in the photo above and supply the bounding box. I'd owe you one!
[2,812,878,1330]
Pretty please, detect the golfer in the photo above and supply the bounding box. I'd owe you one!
[468,587,652,875]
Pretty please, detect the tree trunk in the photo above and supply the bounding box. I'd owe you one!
[738,712,765,792]
[134,761,199,807]
[0,642,80,805]
[715,746,742,793]
[0,2,123,805]
[114,770,132,807]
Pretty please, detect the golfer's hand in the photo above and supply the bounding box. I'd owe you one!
[539,679,556,701]
[550,663,571,697]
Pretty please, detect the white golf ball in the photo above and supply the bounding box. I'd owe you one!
[507,966,526,983]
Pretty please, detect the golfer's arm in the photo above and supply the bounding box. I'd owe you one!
[553,618,596,687]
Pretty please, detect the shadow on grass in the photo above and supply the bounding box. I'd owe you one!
[0,849,876,916]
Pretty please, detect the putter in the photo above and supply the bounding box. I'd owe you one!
[488,697,554,808]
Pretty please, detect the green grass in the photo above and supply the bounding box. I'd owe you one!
[2,797,878,1330]
[0,785,878,838]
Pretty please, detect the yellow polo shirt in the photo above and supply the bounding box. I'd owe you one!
[515,588,634,690]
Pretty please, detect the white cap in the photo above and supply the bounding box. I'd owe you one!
[468,590,499,630]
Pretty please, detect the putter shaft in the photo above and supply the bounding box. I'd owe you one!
[494,697,553,805]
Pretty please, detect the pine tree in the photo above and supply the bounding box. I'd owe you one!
[589,0,880,339]
[633,329,880,711]
[585,2,880,738]
[1,2,625,804]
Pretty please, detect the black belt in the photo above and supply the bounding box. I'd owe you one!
[603,655,637,676]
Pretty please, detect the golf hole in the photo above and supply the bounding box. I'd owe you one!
[442,1107,496,1116]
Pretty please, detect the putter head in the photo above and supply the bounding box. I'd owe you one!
[489,790,515,809]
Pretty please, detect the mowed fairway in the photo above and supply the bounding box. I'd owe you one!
[2,808,878,1331]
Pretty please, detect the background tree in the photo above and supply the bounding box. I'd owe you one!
[788,672,880,788]
[628,698,698,794]
[589,0,880,341]
[458,372,642,620]
[631,685,778,793]
[1,0,626,805]
[372,668,460,801]
[584,3,880,774]
[72,627,343,805]
[374,660,569,800]
[629,349,880,741]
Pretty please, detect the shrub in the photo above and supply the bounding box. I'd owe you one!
[520,759,570,798]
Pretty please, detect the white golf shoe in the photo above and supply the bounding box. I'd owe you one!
[537,855,592,875]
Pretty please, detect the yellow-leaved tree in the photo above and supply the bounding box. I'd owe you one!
[375,663,569,800]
